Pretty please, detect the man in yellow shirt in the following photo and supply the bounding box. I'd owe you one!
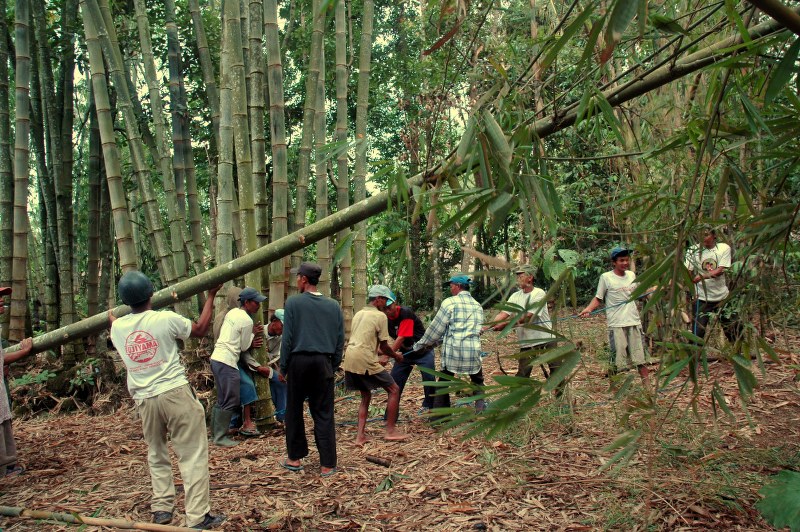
[343,285,407,445]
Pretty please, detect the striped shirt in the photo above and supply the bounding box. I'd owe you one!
[413,291,484,374]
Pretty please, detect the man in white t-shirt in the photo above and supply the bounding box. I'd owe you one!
[684,227,740,344]
[109,271,225,529]
[484,266,559,384]
[580,248,649,382]
[209,287,266,447]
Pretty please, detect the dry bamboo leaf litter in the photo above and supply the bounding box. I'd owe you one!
[0,318,796,530]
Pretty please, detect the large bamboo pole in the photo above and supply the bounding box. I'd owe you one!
[80,0,137,274]
[265,0,289,312]
[334,0,352,335]
[290,0,325,294]
[0,0,11,337]
[6,11,791,356]
[352,0,374,312]
[9,0,32,341]
[314,47,330,296]
[0,505,194,531]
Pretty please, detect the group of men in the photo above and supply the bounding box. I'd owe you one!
[98,225,737,528]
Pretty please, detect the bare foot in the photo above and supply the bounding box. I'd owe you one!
[355,435,371,446]
[384,431,409,441]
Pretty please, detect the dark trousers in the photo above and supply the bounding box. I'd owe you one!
[517,342,559,378]
[390,349,436,410]
[692,299,741,344]
[284,353,336,468]
[432,367,484,408]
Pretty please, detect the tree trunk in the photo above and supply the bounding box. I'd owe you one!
[352,0,374,311]
[265,0,288,312]
[80,0,137,274]
[314,46,330,296]
[89,0,178,287]
[290,0,324,293]
[10,0,32,341]
[29,60,58,332]
[334,0,352,335]
[0,0,10,337]
[135,0,188,284]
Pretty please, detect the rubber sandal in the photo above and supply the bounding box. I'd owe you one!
[280,460,303,472]
[320,467,338,477]
[5,465,24,477]
[239,427,261,437]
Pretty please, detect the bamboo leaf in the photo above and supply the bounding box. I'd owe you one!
[455,115,477,165]
[765,37,800,104]
[332,231,356,267]
[601,0,638,63]
[541,4,596,72]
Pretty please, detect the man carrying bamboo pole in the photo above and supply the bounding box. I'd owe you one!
[109,271,225,529]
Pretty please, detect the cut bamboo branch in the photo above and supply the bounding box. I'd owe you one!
[0,505,195,531]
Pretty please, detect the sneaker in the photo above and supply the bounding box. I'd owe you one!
[152,511,173,525]
[192,513,227,530]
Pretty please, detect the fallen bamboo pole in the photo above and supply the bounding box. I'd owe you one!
[6,173,425,356]
[0,505,197,531]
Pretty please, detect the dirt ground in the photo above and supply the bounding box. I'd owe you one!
[1,316,799,531]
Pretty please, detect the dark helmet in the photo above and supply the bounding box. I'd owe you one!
[118,271,154,306]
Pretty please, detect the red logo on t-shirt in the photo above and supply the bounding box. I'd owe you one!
[124,331,159,363]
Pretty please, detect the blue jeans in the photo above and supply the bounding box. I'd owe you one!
[390,349,436,411]
[269,371,287,422]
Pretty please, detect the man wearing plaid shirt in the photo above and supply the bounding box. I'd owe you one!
[413,275,485,412]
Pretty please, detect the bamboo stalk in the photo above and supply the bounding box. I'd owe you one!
[0,505,195,531]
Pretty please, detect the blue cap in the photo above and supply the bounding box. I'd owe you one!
[271,308,284,321]
[610,247,632,260]
[368,284,395,304]
[239,287,267,303]
[443,275,471,287]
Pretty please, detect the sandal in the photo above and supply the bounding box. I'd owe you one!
[5,465,24,477]
[320,467,338,478]
[239,427,261,437]
[280,460,303,472]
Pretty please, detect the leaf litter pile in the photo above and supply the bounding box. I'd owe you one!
[2,316,799,530]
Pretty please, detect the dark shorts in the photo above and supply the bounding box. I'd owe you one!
[344,370,395,392]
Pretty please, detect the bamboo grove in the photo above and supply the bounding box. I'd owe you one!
[0,0,799,426]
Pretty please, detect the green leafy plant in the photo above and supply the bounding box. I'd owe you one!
[69,358,100,392]
[756,470,800,531]
[10,369,57,387]
[375,472,408,493]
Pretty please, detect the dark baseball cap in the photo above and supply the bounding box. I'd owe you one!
[291,262,322,280]
[610,247,632,260]
[0,287,11,296]
[239,287,267,303]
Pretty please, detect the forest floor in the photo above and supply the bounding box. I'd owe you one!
[1,315,799,531]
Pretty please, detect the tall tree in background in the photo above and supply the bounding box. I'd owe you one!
[352,0,374,310]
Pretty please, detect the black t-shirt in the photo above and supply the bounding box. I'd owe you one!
[387,306,427,356]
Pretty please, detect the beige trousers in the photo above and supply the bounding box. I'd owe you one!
[135,384,210,526]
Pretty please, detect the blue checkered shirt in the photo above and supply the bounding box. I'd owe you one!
[413,291,484,374]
